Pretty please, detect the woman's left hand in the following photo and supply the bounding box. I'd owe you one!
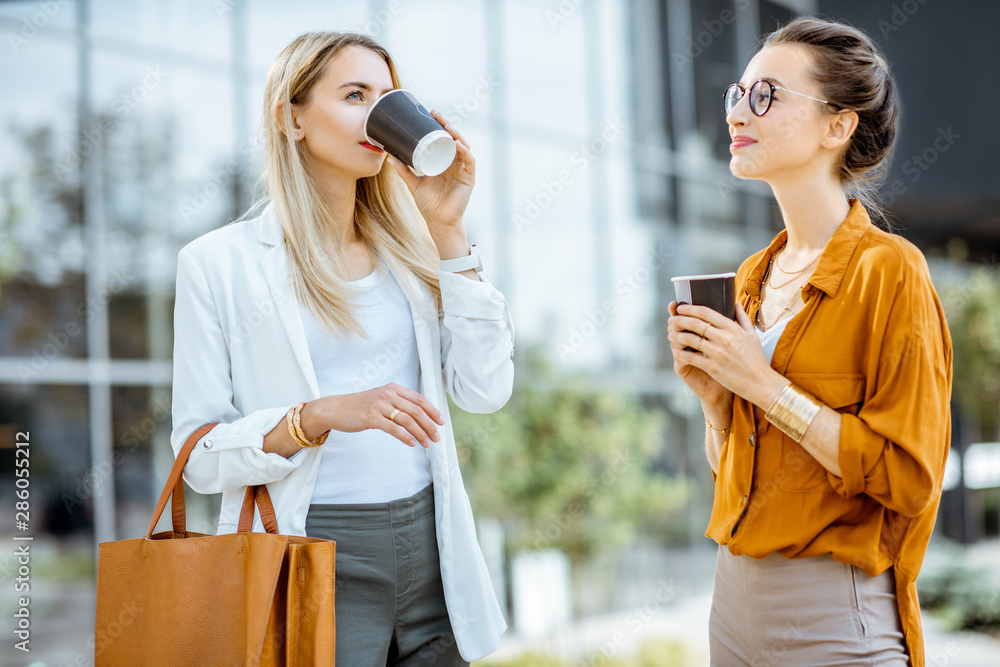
[668,302,782,407]
[386,109,474,232]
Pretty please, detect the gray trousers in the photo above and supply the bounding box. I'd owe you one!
[710,545,908,666]
[305,484,467,667]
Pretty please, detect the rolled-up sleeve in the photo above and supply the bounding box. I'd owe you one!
[438,266,515,414]
[827,263,952,517]
[170,248,309,495]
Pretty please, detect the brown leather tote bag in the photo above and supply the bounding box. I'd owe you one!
[95,423,335,665]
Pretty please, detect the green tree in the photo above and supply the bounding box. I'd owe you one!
[450,344,691,561]
[943,264,1000,438]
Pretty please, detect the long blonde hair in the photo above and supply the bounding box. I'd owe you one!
[252,31,442,339]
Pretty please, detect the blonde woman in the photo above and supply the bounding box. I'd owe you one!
[169,32,513,664]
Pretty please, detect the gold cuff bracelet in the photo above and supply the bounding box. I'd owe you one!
[764,383,822,443]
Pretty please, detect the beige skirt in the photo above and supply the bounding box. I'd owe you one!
[709,545,908,666]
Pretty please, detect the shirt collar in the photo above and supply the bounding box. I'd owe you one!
[743,198,872,300]
[257,200,283,247]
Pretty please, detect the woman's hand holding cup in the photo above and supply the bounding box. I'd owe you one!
[667,300,733,407]
[385,108,474,230]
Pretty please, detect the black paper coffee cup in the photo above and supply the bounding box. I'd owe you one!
[671,272,737,351]
[364,89,456,177]
[671,272,737,318]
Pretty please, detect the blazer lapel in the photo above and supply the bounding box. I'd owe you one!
[382,256,450,474]
[256,203,322,400]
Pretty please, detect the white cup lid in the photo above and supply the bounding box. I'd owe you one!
[412,130,456,176]
[670,272,737,282]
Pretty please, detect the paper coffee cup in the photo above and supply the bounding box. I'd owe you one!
[671,272,737,352]
[364,89,457,177]
[670,272,737,320]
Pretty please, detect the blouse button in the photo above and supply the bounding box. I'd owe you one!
[749,433,756,447]
[202,439,214,450]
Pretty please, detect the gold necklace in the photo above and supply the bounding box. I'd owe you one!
[757,287,800,331]
[766,252,819,290]
[773,244,825,275]
[757,254,809,331]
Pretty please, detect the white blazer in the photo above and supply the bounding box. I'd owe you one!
[169,201,514,660]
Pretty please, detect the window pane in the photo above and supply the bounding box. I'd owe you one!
[630,0,672,219]
[502,0,588,139]
[0,381,96,659]
[509,138,597,365]
[112,385,220,537]
[91,52,236,358]
[0,280,89,364]
[0,0,75,30]
[758,1,795,37]
[691,0,737,162]
[690,177,744,271]
[90,0,233,61]
[0,36,84,360]
[247,0,370,73]
[380,0,494,128]
[0,384,93,540]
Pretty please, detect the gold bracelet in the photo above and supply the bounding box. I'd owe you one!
[705,416,731,433]
[293,401,330,447]
[764,383,822,442]
[286,401,330,448]
[285,406,305,447]
[285,404,311,448]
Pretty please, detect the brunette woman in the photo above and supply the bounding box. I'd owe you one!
[668,17,951,666]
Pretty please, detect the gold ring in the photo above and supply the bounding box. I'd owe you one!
[701,322,711,338]
[389,408,401,422]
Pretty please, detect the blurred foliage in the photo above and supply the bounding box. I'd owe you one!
[474,639,702,667]
[634,640,700,667]
[0,123,84,292]
[31,550,95,581]
[0,182,22,288]
[450,344,691,562]
[942,264,1000,437]
[475,654,585,667]
[918,541,1000,634]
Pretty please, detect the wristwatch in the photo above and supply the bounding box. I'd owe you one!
[439,245,482,273]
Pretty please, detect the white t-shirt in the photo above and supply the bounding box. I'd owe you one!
[753,314,792,421]
[756,313,792,365]
[299,260,432,504]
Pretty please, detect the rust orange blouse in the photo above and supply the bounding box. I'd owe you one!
[706,200,952,667]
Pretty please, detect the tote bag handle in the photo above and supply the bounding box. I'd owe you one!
[145,423,279,538]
